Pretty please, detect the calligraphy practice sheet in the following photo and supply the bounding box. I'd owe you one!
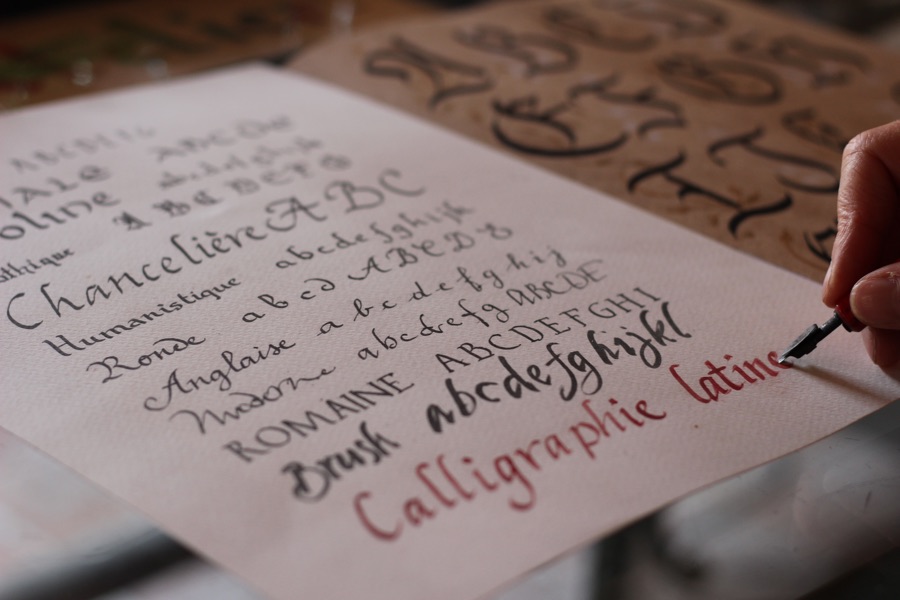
[0,66,897,600]
[290,0,900,281]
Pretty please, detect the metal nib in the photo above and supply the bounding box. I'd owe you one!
[778,312,843,364]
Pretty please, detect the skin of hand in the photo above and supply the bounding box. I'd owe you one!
[823,120,900,367]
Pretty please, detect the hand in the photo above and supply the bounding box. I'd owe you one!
[823,120,900,367]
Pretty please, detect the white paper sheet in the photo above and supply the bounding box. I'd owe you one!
[0,65,896,600]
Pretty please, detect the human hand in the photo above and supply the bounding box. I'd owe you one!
[823,120,900,367]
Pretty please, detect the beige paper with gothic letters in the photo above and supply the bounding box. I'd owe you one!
[290,0,900,281]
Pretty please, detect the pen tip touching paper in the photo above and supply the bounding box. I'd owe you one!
[778,298,865,364]
[777,319,838,364]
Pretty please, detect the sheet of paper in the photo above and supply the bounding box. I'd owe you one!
[289,0,900,282]
[0,65,897,600]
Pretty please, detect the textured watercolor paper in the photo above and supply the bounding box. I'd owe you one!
[0,65,896,600]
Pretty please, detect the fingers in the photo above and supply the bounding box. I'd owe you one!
[850,262,900,329]
[823,122,900,368]
[852,261,900,366]
[823,120,900,307]
[860,328,900,367]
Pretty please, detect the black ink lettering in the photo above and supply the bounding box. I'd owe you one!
[454,24,578,76]
[363,37,494,108]
[657,53,782,105]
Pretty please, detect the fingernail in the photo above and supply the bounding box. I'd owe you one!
[821,263,833,300]
[851,272,900,328]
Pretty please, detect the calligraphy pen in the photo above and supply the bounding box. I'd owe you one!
[778,295,865,364]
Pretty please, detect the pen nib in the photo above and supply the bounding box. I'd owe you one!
[778,313,843,364]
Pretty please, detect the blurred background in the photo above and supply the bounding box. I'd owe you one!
[3,0,900,111]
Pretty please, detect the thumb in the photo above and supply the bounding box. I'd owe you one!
[850,262,900,329]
